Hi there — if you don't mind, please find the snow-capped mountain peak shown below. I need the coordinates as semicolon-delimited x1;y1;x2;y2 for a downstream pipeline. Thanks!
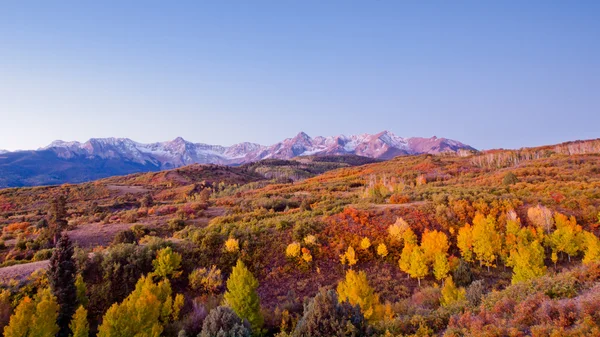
39;131;475;169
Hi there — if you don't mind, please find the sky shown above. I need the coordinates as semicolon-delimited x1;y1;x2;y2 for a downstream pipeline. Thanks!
0;1;599;151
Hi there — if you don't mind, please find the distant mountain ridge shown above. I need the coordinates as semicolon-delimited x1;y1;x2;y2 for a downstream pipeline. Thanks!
0;131;475;187
38;131;475;168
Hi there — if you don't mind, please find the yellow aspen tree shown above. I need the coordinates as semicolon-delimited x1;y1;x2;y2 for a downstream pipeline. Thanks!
5;288;60;337
527;205;554;234
457;223;474;263
549;213;582;262
224;237;240;253
360;237;371;250
285;242;301;258
4;297;35;337
388;217;410;241
336;270;381;321
420;230;449;265
31;288;60;337
472;213;500;271
433;252;450;282
508;240;546;284
402;227;418;246
505;216;521;253
408;247;428;286
70;306;89;337
340;246;358;267
582;231;600;265
440;276;466;306
398;243;414;273
75;274;89;308
377;243;388;258
98;275;183;337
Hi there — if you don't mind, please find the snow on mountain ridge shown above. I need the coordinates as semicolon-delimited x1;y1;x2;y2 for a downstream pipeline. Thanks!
40;131;475;168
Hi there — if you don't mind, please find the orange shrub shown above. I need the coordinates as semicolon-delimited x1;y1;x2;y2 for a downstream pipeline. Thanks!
389;194;410;204
3;222;30;233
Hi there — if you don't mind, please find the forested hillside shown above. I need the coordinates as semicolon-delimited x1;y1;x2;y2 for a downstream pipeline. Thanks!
0;139;599;336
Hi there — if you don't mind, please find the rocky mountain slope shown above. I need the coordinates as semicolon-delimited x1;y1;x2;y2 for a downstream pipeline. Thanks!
0;131;475;187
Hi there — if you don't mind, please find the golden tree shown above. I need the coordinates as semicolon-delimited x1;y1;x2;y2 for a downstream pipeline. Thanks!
224;237;240;253
4;297;35;337
340;246;358;266
433;252;450;282
457;224;474;263
398;243;414;273
388;217;410;242
440;276;465;307
548;213;582;262
70;306;89;337
507;240;546;284
420;229;449;265
4;288;59;337
527;205;554;234
285;242;301;258
472;213;501;270
582;231;600;265
407;247;428;286
337;270;381;321
97;275;183;337
360;237;371;250
377;243;388;258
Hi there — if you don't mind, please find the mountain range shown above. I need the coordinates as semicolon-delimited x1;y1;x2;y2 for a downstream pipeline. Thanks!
0;131;475;187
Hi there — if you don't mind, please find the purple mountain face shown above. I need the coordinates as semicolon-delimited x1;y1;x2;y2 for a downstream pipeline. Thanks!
40;131;476;168
0;131;476;187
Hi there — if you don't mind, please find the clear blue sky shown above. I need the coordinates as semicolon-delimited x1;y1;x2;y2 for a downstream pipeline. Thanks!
1;1;598;151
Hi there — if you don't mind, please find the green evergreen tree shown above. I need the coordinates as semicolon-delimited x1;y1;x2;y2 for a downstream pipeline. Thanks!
48;194;68;245
223;260;263;332
48;233;77;337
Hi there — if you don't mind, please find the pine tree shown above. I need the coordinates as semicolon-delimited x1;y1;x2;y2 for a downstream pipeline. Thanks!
336;270;380;321
69;306;89;337
48;233;77;337
224;260;263;332
48;194;68;245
